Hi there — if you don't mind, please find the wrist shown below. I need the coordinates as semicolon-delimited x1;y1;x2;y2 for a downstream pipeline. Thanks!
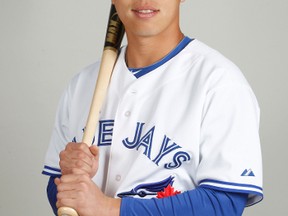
106;197;121;216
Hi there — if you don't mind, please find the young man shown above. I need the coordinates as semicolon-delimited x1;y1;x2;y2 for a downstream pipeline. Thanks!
43;0;263;215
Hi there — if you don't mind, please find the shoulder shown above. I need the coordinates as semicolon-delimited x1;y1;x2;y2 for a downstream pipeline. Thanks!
183;39;251;91
66;61;101;95
71;61;101;86
184;39;238;70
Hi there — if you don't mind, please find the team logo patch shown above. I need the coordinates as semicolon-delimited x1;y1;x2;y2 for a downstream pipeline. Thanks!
156;184;181;198
117;176;181;198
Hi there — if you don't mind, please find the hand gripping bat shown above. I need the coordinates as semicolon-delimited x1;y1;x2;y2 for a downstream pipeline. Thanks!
57;4;125;216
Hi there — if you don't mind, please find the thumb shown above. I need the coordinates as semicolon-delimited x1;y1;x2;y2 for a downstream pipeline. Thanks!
89;145;99;158
89;145;99;178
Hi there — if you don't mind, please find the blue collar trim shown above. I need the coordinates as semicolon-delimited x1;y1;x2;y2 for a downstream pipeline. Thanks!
129;36;193;79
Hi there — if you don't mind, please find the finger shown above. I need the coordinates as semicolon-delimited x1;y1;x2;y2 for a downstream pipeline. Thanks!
59;170;89;184
60;158;93;175
54;177;61;186
64;142;94;162
60;143;95;174
89;145;99;165
89;145;99;158
68;142;93;157
57;174;90;199
56;195;78;209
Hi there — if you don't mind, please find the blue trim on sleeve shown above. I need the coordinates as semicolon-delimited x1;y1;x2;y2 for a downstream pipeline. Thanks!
199;185;263;207
199;179;263;191
42;165;62;176
198;179;263;207
44;165;61;172
120;187;248;216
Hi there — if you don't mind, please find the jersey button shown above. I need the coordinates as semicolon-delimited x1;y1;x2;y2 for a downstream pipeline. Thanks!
130;89;137;94
115;175;121;181
125;111;131;117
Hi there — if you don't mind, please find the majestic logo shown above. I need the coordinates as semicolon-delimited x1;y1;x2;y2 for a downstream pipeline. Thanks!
241;169;255;177
117;176;181;198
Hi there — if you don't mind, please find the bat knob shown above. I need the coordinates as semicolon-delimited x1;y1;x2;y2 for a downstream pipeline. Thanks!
57;207;79;216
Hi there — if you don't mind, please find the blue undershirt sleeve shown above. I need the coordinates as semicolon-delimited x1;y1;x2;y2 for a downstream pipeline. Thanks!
120;187;248;216
47;177;248;215
47;176;60;216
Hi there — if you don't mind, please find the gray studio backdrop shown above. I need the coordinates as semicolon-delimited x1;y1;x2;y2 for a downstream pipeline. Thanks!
0;0;287;215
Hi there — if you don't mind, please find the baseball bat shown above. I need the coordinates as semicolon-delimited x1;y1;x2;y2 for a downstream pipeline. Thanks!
57;4;124;216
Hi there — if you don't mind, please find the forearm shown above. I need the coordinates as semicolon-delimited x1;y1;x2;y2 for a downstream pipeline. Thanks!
120;187;248;216
47;176;247;216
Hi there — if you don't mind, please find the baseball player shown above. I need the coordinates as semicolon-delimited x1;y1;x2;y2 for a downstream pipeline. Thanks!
42;0;263;215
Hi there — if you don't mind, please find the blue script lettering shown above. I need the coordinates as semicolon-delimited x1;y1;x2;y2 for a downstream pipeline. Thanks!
98;120;114;146
122;122;191;169
164;151;191;169
153;136;181;165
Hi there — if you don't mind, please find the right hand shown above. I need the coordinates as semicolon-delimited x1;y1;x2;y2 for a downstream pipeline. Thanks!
55;168;121;216
59;142;99;178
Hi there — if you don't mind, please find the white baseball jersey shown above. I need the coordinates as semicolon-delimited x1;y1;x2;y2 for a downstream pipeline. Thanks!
43;37;263;206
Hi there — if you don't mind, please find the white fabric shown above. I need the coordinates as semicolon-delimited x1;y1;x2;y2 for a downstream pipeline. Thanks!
43;39;263;206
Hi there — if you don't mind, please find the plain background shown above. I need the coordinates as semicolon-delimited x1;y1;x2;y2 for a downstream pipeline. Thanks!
0;0;287;215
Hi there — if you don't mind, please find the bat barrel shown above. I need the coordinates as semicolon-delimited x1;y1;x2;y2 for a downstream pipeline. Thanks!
82;4;124;145
104;5;125;51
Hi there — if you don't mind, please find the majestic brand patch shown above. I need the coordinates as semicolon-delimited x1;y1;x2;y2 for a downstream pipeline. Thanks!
241;169;255;177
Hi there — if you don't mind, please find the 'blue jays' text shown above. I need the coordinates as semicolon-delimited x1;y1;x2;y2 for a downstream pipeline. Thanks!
73;120;191;169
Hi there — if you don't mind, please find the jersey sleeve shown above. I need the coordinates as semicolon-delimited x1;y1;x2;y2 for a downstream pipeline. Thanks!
197;82;263;206
42;62;100;177
42;85;71;176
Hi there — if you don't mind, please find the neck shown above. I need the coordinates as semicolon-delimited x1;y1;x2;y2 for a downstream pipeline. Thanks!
125;31;184;68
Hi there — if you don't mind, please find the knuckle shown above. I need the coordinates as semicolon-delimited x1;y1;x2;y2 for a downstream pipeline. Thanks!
59;150;66;159
59;160;64;168
76;160;84;168
79;174;90;182
78;143;87;150
71;168;79;174
78;181;89;192
66;142;73;150
77;151;86;159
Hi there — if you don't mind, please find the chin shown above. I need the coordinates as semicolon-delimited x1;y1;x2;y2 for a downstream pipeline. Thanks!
133;29;162;38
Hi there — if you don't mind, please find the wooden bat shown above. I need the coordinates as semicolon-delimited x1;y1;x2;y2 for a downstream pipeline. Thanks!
57;4;124;216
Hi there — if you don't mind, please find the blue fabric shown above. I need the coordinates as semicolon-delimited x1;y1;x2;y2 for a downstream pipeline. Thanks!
120;187;248;216
47;176;59;216
129;36;193;78
47;177;248;215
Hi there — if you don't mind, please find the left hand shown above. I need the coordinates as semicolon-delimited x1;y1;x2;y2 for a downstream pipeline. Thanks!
59;142;99;178
55;169;121;216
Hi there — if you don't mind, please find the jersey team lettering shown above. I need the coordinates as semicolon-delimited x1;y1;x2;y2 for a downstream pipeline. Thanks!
73;120;191;169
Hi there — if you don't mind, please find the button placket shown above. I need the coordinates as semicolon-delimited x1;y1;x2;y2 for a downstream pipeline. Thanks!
124;111;131;117
121;87;139;118
115;175;121;182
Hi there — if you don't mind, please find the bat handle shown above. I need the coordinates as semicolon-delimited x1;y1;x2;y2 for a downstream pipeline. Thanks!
57;207;79;216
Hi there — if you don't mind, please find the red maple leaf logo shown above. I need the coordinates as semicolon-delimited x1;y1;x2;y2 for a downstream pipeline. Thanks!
156;184;181;198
